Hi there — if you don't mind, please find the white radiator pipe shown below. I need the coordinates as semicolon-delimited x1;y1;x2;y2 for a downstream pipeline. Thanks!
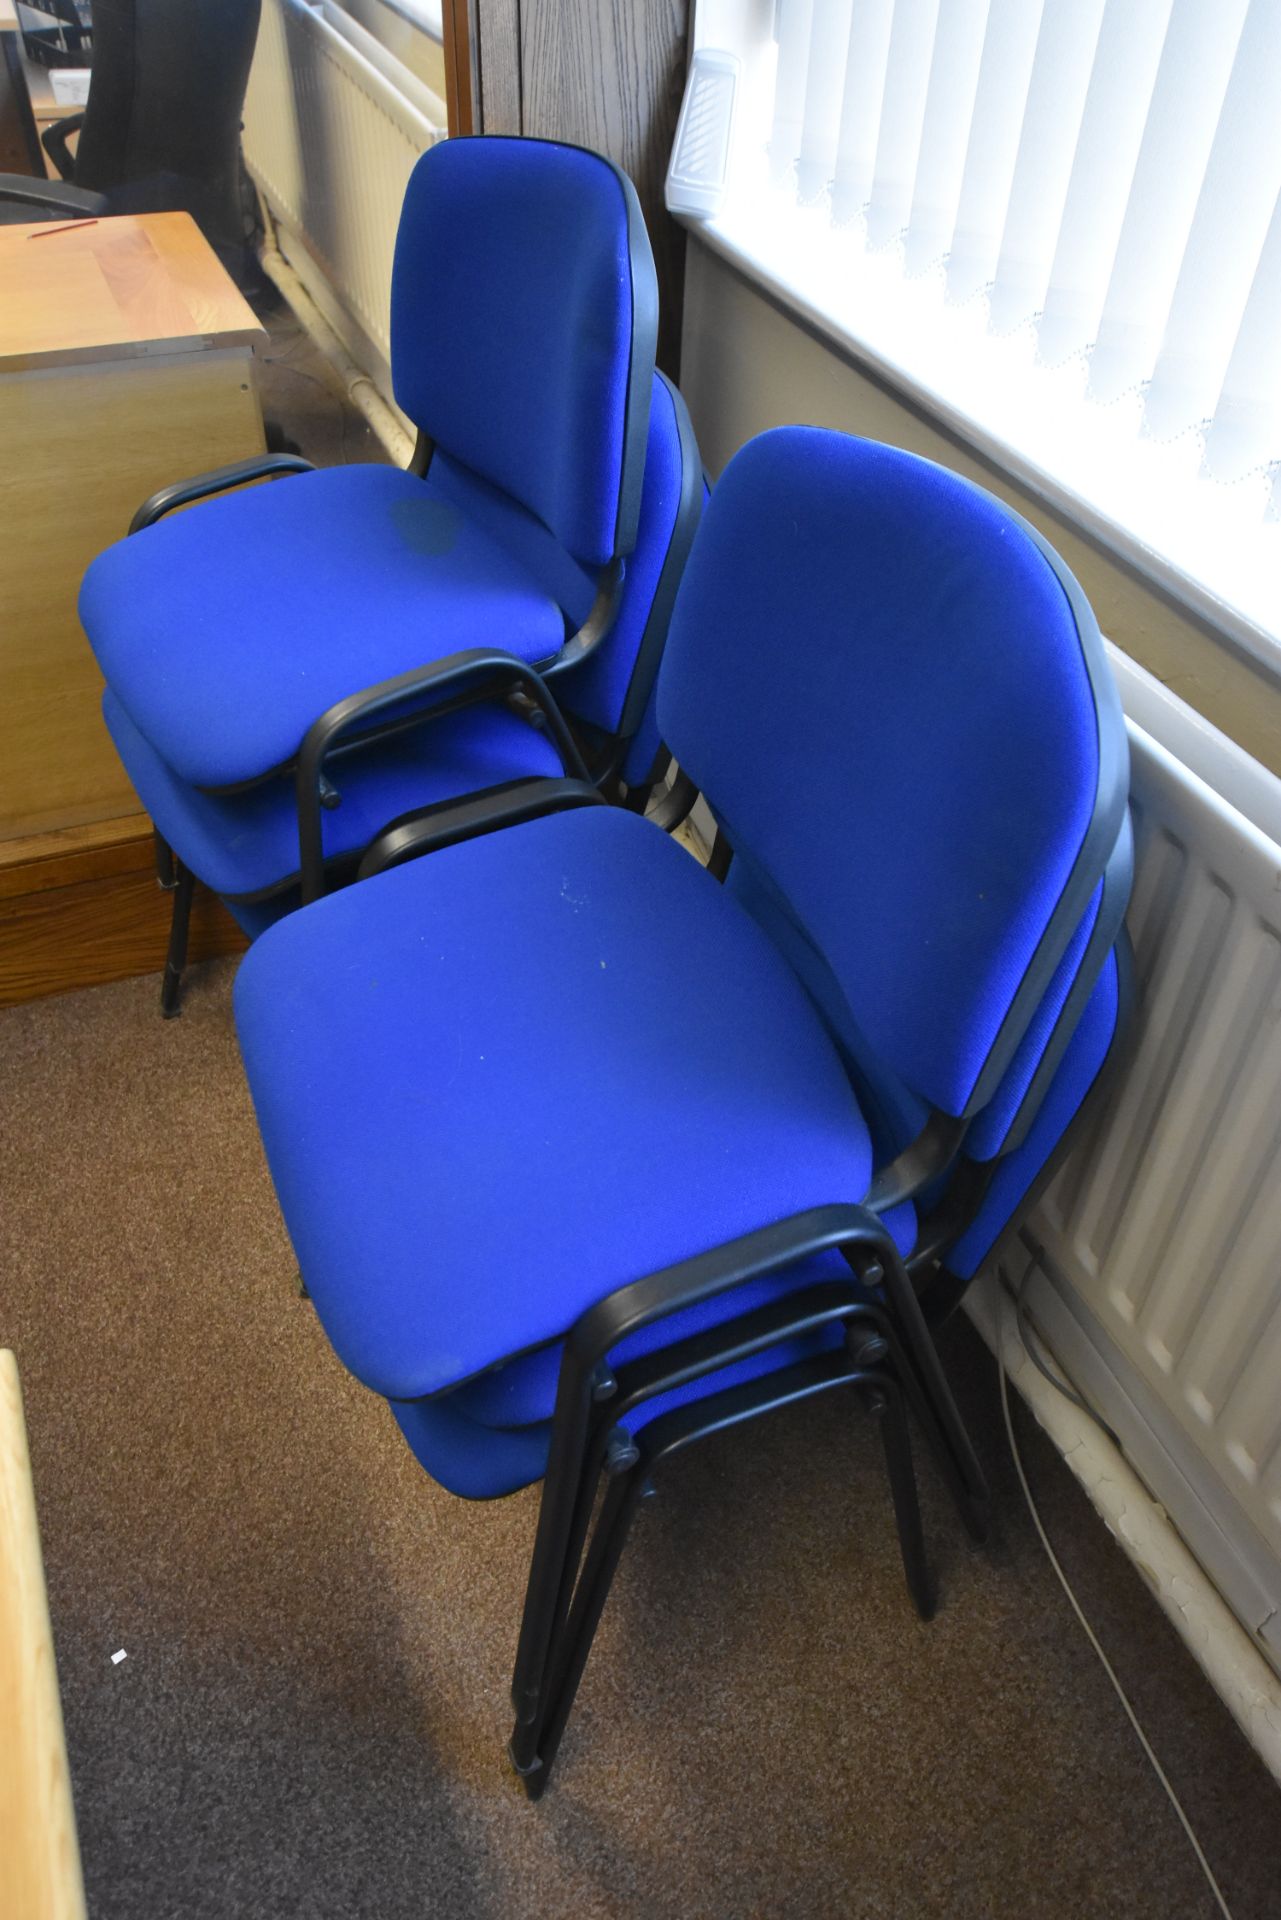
255;214;415;468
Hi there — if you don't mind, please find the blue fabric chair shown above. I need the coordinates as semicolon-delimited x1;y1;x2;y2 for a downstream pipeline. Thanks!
78;138;701;1008
234;427;1132;1794
99;368;703;1008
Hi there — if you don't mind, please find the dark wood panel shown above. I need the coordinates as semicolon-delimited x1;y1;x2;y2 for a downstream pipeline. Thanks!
0;819;246;1008
516;0;690;376
474;0;522;135
443;0;477;134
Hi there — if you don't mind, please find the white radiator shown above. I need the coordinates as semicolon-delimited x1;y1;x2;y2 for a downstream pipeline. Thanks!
1003;649;1281;1674
242;0;444;393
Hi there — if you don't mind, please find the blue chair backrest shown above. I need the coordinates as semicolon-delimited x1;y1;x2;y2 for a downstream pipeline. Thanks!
725;815;1132;1166
423;372;704;754
391;136;658;569
657;428;1129;1121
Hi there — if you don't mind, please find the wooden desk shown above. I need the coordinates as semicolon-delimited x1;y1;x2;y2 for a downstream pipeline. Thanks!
0;1350;87;1920
0;212;266;841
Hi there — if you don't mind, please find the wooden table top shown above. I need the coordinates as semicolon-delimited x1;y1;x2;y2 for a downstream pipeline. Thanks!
0;211;265;372
0;2;18;31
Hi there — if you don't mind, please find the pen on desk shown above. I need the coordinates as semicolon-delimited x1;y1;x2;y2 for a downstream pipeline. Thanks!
29;219;98;239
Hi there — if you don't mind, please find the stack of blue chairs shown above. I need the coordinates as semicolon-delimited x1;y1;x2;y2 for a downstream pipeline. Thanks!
79;137;703;1008
83;136;1133;1796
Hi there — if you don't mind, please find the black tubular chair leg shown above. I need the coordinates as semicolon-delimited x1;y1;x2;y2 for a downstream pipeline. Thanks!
543;1426;618;1675
508;1367;603;1758
513;1354;938;1795
883;1324;989;1545
864;1377;936;1621
512;1464;646;1799
870;1254;990;1537
859;1317;990;1546
154;830;178;892
160;864;195;1019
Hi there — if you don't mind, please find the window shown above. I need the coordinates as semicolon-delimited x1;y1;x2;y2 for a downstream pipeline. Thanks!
672;0;1281;663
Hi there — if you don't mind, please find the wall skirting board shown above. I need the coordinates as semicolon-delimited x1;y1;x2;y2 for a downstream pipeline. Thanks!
0;819;245;1008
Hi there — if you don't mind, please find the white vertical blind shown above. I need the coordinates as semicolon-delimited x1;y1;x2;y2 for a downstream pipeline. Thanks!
864;0;938;249
1204;198;1281;484
945;0;1044;305
830;0;895;224
901;0;988;274
797;0;854;203
987;0;1106;335
1087;0;1250;404
769;0;815;185
1036;1;1172;368
1141;1;1281;441
717;0;1281;645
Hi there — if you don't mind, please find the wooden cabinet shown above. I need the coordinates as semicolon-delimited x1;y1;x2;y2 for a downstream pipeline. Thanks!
0;211;266;842
0;212;259;1002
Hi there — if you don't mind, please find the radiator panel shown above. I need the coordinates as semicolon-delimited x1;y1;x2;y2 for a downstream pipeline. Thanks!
243;0;444;378
1013;710;1281;1655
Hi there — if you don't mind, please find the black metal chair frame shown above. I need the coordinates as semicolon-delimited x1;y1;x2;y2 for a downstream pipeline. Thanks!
496;1019;1135;1799
466;1203;988;1799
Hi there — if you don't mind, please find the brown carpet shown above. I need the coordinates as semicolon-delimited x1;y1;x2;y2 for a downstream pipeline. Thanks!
1;959;1279;1919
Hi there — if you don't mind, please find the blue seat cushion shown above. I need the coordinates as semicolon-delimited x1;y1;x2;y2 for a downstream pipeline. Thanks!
234;807;874;1403
80;464;568;789
102;687;562;900
406;947;1124;1497
390;1395;555;1501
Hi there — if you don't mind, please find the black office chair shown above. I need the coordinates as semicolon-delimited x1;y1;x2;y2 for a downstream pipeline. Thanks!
0;0;260;255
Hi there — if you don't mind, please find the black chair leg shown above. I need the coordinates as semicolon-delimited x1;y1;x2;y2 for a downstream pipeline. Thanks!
848;1314;988;1545
160;864;195;1019
509;1376;602;1769
544;1426;615;1668
877;1260;991;1541
512;1462;644;1799
154;829;178;891
876;1322;990;1546
509;1420;618;1782
865;1378;936;1621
